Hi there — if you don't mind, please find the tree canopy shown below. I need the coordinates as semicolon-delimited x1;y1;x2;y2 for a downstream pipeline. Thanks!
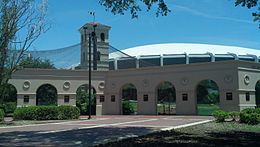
19;57;55;69
235;0;260;28
99;0;170;18
99;0;260;28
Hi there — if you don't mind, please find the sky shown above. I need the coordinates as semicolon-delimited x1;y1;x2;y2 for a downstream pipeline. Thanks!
31;0;260;51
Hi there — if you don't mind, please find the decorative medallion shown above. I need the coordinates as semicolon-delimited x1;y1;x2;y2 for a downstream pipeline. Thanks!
23;81;30;90
224;75;233;83
143;79;149;87
63;81;71;90
98;82;105;89
244;75;250;85
181;77;189;86
111;82;116;89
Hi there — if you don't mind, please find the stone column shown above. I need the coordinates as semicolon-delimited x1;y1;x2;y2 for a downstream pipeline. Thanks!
17;93;36;107
95;93;103;116
176;90;196;115
57;93;76;106
137;91;157;115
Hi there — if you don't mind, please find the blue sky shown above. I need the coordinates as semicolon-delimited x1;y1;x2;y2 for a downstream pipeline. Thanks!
32;0;260;51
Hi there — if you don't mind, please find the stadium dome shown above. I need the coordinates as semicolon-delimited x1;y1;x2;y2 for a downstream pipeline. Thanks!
110;43;260;58
109;43;260;70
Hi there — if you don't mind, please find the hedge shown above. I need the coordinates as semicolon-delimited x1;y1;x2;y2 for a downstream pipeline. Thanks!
213;108;260;125
0;109;4;121
13;105;80;120
0;102;17;114
212;110;229;122
240;108;260;125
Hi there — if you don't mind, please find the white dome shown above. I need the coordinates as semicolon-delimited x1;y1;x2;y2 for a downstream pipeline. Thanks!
109;43;260;59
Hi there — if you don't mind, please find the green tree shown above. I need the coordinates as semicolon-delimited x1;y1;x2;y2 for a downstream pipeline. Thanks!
235;0;260;28
99;0;170;18
0;0;49;102
19;57;55;69
99;0;260;28
76;85;96;115
36;84;57;106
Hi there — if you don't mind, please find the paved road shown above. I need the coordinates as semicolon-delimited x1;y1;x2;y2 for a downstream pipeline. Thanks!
0;115;212;147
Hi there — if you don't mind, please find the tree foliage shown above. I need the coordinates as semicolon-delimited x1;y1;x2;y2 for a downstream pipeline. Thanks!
235;0;260;28
76;85;96;115
19;56;55;69
0;0;49;101
99;0;170;18
36;84;57;106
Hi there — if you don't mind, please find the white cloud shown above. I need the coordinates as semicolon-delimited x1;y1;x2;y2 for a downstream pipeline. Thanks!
173;4;254;24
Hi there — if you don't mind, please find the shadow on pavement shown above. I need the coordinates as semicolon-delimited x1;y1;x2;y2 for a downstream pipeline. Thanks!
0;127;156;147
97;130;260;147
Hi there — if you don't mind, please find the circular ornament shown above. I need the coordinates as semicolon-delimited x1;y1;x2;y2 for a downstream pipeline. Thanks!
181;77;189;86
224;75;233;83
63;81;71;90
143;79;149;87
99;82;105;89
23;81;30;89
244;75;250;85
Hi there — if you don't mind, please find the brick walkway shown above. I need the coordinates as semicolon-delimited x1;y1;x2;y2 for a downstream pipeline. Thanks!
0;115;213;146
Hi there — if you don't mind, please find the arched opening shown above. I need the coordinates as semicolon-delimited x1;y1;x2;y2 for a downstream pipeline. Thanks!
100;33;105;42
0;83;17;114
156;81;176;115
255;81;260;108
76;84;96;115
36;84;57;106
121;83;137;115
196;80;220;115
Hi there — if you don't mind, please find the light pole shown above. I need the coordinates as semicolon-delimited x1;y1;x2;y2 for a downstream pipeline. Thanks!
87;32;91;119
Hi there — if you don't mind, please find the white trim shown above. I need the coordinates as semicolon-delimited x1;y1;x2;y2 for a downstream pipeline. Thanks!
239;104;256;107
161;120;213;131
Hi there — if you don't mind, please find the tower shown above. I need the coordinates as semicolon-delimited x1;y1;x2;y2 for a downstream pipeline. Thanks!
78;22;111;71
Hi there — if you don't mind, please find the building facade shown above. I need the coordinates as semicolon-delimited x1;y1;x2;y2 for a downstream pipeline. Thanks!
8;22;260;115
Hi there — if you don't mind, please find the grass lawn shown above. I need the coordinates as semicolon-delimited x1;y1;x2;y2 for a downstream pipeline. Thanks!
96;122;260;147
197;104;220;116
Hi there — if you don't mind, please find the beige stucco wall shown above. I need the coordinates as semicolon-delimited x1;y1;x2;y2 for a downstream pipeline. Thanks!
8;61;260;115
103;61;260;115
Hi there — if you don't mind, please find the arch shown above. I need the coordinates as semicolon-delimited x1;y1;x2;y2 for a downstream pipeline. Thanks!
76;84;96;115
156;81;176;115
36;84;57;106
0;83;17;103
120;83;137;115
255;80;260;108
100;33;105;42
196;79;220;115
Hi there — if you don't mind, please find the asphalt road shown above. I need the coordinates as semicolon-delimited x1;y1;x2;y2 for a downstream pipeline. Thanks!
0;115;212;147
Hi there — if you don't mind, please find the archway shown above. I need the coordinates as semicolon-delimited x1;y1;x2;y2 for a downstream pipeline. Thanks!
76;84;96;115
121;83;137;115
36;84;57;106
196;80;220;115
0;83;17;114
156;81;176;115
255;81;260;108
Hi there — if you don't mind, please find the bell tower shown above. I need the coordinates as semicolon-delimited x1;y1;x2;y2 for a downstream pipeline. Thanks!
78;22;111;71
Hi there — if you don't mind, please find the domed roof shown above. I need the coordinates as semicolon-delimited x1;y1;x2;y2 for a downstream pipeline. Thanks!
109;43;260;59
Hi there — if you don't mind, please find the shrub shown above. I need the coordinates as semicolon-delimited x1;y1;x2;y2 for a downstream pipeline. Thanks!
0;109;4;121
13;105;80;120
229;111;240;121
241;108;256;114
122;100;135;115
212;110;229;122
57;105;80;120
0;102;17;114
240;111;260;125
